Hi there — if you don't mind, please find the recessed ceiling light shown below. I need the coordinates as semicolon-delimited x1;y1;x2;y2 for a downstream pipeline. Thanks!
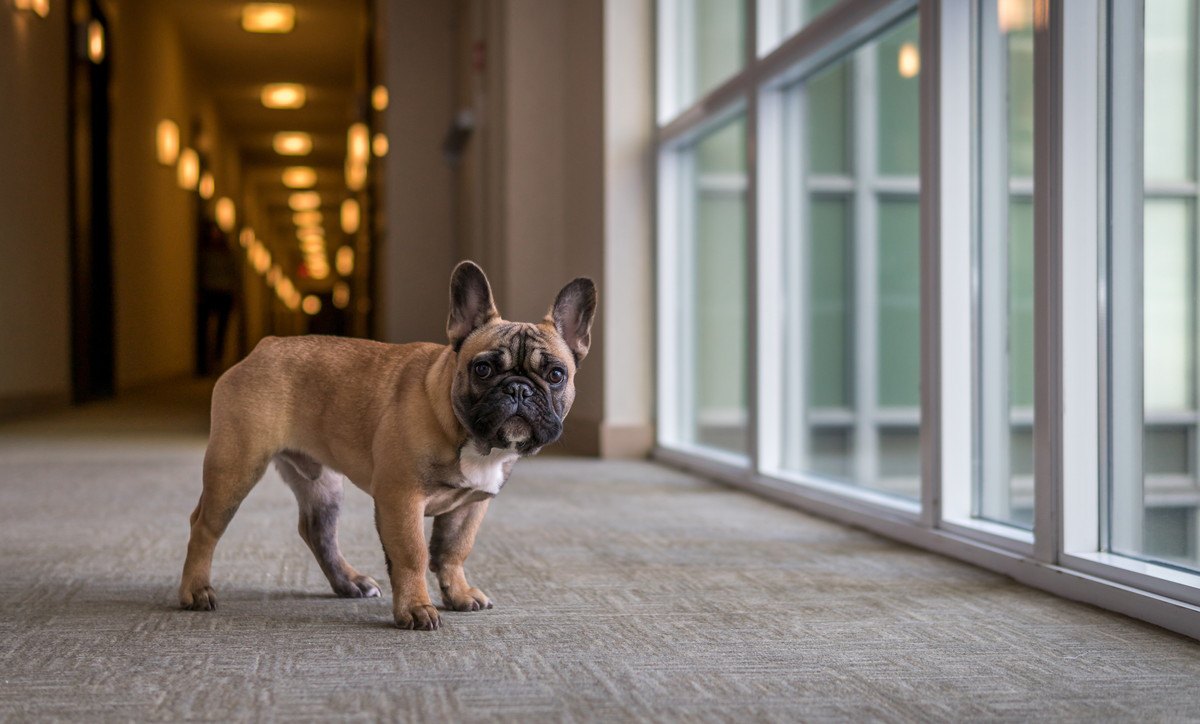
242;3;295;33
273;132;311;156
261;83;306;109
288;191;321;211
282;166;317;188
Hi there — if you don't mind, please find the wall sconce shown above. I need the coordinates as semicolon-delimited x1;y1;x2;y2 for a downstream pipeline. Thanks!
261;83;306;109
340;198;360;235
86;20;105;63
372;133;388;158
176;148;200;190
198;171;215;200
215;197;236;232
347;123;369;165
282;166;317;188
156;120;180;166
273;131;312;156
371;85;389;112
335;246;354;276
14;0;50;18
288;191;320;211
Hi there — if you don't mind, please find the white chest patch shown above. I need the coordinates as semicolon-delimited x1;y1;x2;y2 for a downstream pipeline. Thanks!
457;445;519;495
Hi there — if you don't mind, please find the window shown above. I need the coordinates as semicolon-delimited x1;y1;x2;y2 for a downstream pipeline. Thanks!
656;0;1200;640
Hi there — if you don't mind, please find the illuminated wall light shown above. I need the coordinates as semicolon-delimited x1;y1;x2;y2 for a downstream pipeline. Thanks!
215;197;236;232
335;246;354;276
156;120;180;165
87;20;105;63
282;166;317;188
302;295;322;315
198;172;215;200
261;83;306;109
371;85;389;112
372;133;388;158
239;228;254;248
273;131;312;156
176;148;200;190
340;198;360;234
332;281;350;309
345;158;366;192
897;42;920;79
242;3;295;33
347;123;370;165
288;191;321;211
997;0;1033;32
293;210;322;227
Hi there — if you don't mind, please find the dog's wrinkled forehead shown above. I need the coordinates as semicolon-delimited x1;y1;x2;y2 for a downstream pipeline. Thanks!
462;321;574;373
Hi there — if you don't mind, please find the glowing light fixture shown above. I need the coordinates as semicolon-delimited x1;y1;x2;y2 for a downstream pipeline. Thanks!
198;172;215;200
335;246;354;276
87;20;105;63
345;158;366;192
176;148;200;190
239;228;255;248
332;282;350;309
307;264;329;281
288;191;321;211
372;133;388;158
372;85;389;112
281;166;317;188
266;265;281;288
14;0;50;18
997;0;1032;32
897;42;920;79
241;3;295;33
340;198;360;234
215;197;236;232
347;123;370;165
156;120;180;165
261;83;306;109
293;210;322;227
302;295;322;315
273;131;312;156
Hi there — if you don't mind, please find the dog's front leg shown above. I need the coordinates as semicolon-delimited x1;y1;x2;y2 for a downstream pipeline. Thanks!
430;499;493;611
374;485;439;631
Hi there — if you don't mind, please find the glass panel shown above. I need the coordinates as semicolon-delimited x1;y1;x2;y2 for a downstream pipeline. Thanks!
668;0;746;113
686;116;749;455
775;13;921;500
975;1;1035;529
1143;0;1194;183
760;0;840;55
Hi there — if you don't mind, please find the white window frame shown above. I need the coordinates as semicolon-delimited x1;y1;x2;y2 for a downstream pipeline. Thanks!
655;0;1200;640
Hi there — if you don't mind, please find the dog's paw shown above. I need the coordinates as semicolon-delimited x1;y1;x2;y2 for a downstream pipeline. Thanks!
179;584;217;611
443;586;493;612
334;575;381;599
394;604;440;631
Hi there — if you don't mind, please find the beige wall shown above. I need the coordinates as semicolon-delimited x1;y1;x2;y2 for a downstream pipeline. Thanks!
110;0;197;388
0;7;71;412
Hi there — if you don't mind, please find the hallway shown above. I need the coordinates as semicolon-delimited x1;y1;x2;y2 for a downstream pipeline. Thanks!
2;394;1199;721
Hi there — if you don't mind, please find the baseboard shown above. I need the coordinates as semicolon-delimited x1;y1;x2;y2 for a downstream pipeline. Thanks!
0;391;71;422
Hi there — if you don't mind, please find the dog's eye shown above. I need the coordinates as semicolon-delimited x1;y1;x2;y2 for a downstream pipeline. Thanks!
473;362;493;379
547;367;566;385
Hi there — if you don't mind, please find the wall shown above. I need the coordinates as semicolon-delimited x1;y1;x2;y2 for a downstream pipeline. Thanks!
0;6;72;415
109;0;197;389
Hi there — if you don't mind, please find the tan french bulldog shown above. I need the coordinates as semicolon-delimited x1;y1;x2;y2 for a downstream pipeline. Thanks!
178;261;596;630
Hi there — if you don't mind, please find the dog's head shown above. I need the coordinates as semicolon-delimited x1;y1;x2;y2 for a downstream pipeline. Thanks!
446;261;596;456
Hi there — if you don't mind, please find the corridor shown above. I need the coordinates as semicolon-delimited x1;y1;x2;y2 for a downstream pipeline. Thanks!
1;391;1198;720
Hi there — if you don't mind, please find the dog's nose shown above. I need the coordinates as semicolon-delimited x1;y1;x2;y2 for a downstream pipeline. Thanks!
504;379;533;401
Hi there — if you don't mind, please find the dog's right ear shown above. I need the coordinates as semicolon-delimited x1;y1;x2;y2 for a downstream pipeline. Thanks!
447;260;499;351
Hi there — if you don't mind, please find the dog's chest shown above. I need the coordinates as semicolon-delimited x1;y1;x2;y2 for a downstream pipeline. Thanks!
457;446;519;495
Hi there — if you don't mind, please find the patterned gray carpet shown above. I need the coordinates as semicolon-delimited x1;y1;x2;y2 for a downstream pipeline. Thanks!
2;385;1200;721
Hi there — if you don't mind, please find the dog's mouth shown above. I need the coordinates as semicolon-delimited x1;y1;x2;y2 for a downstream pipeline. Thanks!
500;416;532;445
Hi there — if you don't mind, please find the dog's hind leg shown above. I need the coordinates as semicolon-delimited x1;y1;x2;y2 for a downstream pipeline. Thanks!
276;451;381;599
179;436;271;611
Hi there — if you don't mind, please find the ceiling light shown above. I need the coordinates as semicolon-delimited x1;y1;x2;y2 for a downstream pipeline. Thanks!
288;191;321;211
273;131;312;156
242;3;295;33
372;85;388;112
87;20;105;63
215;197;236;232
198;172;215;200
282;166;317;188
347;123;370;165
372;133;388;158
177;148;199;190
156;120;180;165
897;43;920;79
293;210;322;227
335;246;354;276
261;83;305;109
340;198;360;234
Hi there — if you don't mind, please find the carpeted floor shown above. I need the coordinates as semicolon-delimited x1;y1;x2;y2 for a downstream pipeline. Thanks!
2;384;1200;721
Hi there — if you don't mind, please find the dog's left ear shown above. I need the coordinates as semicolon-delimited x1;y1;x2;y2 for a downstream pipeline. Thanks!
448;261;500;350
549;278;597;364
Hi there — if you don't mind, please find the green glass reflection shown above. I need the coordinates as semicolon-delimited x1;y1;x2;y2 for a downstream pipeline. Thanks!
807;64;850;174
1143;0;1195;182
1008;200;1035;408
877;16;921;176
809;197;850;409
877;200;921;407
690;0;745;106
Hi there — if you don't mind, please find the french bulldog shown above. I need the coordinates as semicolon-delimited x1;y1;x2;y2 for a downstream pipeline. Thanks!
178;261;597;630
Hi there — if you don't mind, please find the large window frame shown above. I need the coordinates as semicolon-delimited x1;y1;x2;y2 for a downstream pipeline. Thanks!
656;0;1200;640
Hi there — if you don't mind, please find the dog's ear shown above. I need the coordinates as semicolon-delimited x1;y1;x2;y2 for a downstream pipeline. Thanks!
447;261;499;350
549;278;597;364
